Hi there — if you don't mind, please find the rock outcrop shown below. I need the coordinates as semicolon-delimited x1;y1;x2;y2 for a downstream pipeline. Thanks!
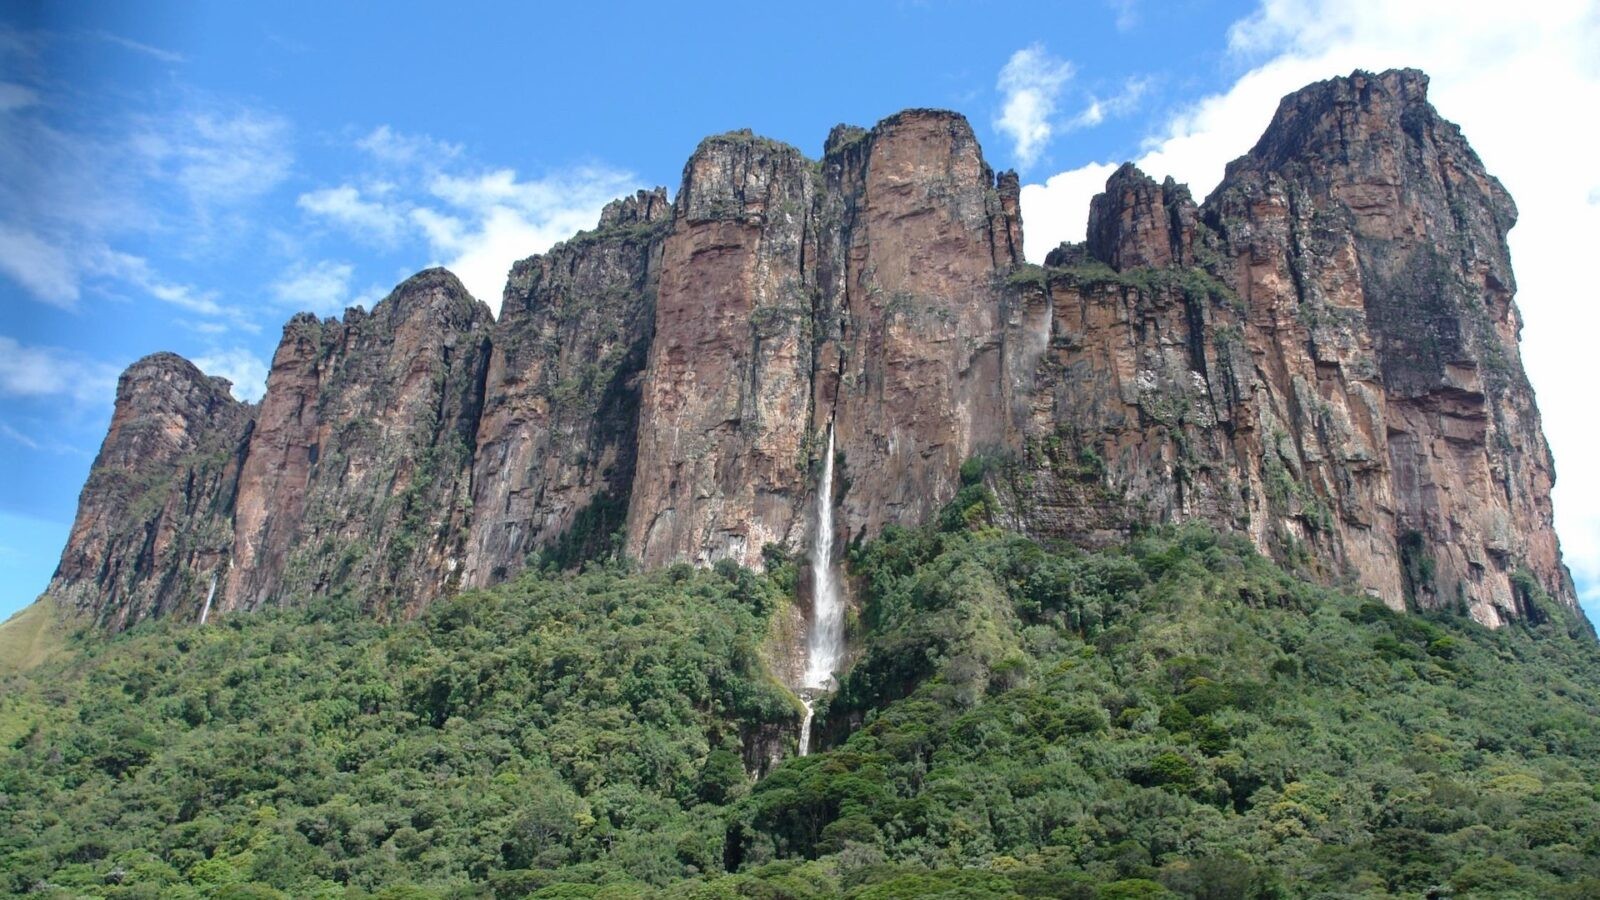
226;269;493;616
464;190;668;584
46;69;1581;632
48;353;254;629
1002;69;1573;625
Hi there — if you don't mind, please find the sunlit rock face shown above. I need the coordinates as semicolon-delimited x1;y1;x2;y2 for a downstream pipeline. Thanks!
49;69;1579;630
1006;69;1573;625
47;352;253;630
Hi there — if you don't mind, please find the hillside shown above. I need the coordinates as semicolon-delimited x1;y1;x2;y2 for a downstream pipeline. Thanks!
5;500;1597;898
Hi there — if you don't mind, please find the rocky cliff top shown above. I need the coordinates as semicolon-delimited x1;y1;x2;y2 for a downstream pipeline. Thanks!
46;68;1583;633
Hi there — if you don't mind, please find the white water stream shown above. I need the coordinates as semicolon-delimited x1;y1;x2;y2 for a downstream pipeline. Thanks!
800;426;842;755
198;573;217;625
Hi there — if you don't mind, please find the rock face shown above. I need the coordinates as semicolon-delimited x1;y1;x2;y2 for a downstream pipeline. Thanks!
46;69;1580;632
48;353;254;630
464;190;668;584
1004;69;1573;625
624;132;819;568
626;111;1025;569
226;269;493;616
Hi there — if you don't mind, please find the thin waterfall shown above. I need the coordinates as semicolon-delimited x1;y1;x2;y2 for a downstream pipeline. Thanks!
198;573;217;625
800;425;842;755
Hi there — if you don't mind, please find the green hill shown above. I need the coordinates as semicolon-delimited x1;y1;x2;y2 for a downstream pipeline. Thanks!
3;500;1598;898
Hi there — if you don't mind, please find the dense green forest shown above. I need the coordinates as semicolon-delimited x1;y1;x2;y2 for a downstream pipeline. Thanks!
4;485;1599;898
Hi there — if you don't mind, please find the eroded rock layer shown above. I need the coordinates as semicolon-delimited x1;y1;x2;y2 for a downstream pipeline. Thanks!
48;69;1579;630
226;269;493;617
1003;69;1573;625
48;354;254;629
465;190;668;584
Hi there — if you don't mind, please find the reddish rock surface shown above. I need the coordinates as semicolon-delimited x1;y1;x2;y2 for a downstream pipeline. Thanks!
464;190;668;584
1005;69;1574;625
48;353;253;629
46;69;1581;631
226;269;492;616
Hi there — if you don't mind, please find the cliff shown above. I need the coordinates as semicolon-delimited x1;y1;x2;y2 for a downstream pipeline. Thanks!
46;69;1580;630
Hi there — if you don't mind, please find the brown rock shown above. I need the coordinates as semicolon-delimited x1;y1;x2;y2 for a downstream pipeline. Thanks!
48;353;253;629
464;190;668;584
45;70;1581;632
625;131;818;568
226;268;493;616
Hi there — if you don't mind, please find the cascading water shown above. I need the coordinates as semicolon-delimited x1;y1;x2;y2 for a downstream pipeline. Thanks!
799;425;842;755
198;573;217;625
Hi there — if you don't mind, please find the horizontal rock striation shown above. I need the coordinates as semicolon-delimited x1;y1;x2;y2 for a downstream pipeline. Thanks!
47;69;1579;631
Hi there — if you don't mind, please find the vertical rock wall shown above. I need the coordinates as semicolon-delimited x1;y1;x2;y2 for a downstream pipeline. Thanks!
46;69;1581;630
47;354;253;629
226;269;493;616
464;189;668;585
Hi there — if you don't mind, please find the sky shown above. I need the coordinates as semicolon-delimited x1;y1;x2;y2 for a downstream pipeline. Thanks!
1;0;1596;624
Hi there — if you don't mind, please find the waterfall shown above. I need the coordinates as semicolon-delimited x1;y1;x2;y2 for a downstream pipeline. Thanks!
804;426;842;689
800;425;842;756
798;697;815;757
198;573;217;625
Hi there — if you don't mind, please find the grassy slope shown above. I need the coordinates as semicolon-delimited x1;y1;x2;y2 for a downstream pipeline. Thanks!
0;600;69;675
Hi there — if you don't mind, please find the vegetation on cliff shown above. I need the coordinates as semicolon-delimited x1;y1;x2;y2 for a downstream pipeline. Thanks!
3;497;1597;898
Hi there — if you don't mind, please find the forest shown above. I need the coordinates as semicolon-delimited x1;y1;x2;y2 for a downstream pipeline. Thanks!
3;481;1598;899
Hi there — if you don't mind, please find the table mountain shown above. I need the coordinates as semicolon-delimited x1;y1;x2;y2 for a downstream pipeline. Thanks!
45;69;1579;631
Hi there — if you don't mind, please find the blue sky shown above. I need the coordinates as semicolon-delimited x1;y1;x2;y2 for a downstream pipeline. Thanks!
2;0;1597;624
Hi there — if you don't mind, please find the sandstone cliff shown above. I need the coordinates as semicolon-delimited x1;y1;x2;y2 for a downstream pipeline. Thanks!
46;69;1580;631
464;189;669;584
999;69;1572;626
226;269;493;616
48;353;253;630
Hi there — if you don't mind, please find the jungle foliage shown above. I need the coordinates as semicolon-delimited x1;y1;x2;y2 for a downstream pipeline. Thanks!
3;498;1598;898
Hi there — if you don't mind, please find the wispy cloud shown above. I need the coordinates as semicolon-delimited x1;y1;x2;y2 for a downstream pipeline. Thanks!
0;48;284;328
0;222;78;307
995;44;1075;169
0;82;37;112
132;107;293;211
298;184;407;245
0;335;121;408
192;347;268;402
91;30;185;65
357;125;462;170
1066;76;1152;131
299;125;637;312
271;259;355;316
1108;0;1141;31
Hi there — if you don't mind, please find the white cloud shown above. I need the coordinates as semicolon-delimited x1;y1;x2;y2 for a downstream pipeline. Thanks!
92;30;185;64
90;250;246;324
134;108;293;209
0;71;286;319
298;184;406;245
1065;76;1152;132
357;124;462;170
271;259;355;316
1020;0;1600;614
1108;0;1140;31
1018;162;1121;255
0;335;120;407
0;82;36;112
0;222;78;307
995;44;1075;169
193;347;268;402
414;166;636;309
298;125;638;314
